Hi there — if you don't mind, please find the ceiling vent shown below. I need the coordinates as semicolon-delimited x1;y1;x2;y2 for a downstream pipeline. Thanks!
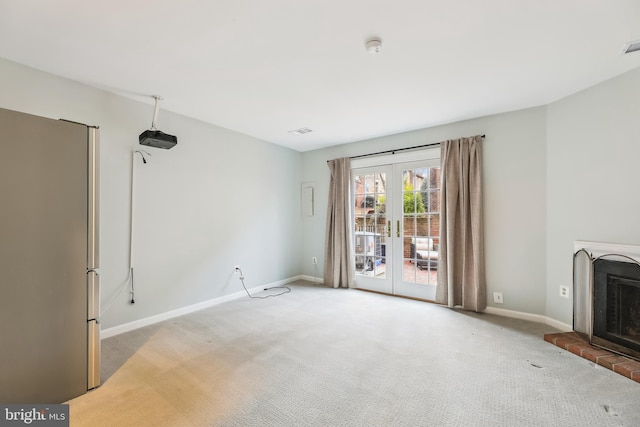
622;40;640;55
288;127;312;135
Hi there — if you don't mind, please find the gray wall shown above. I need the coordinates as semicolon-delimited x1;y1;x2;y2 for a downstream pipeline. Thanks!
301;107;548;316
546;66;640;325
0;58;303;329
302;65;640;326
3;53;638;330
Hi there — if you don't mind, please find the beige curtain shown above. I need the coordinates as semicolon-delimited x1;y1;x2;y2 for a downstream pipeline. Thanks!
324;158;354;288
436;135;486;311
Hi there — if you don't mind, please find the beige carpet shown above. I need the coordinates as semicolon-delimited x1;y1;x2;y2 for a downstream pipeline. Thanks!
68;281;640;426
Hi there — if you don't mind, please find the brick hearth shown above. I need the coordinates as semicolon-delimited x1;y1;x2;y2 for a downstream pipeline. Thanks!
544;332;640;383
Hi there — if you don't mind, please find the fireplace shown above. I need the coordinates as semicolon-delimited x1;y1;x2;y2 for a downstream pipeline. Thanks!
573;241;640;363
593;258;640;361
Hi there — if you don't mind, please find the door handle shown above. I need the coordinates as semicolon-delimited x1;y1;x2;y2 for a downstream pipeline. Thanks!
397;220;400;238
387;220;391;238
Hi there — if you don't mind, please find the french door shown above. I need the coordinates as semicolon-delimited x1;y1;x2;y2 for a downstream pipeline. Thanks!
352;159;440;300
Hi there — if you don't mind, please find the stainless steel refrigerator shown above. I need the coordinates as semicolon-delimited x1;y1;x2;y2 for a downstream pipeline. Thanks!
0;107;100;403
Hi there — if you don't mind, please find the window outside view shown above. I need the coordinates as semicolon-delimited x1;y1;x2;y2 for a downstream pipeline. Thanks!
353;167;440;285
353;173;388;278
403;167;440;285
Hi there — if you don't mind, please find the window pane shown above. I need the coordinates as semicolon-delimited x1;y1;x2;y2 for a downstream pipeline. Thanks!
404;237;414;261
374;215;387;236
416;216;429;238
403;259;416;283
426;190;439;212
402;169;411;187
364;174;375;194
374;257;386;278
416;265;430;285
415;168;428;191
354;175;364;196
375;173;386;194
403;215;416;237
430;168;441;190
428;214;440;240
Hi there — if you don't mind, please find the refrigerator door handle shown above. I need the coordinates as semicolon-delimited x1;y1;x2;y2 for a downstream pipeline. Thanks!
87;269;100;321
87;126;100;270
88;319;101;390
87;124;101;392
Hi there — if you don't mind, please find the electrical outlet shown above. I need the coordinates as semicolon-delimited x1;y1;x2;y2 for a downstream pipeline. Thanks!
312;257;318;265
493;292;504;304
560;286;570;298
234;265;241;274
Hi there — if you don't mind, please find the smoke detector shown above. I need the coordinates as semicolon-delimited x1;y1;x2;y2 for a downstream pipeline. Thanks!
366;38;382;54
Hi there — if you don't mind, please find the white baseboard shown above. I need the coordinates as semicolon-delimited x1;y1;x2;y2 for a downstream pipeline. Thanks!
103;276;572;339
483;306;572;332
101;275;305;339
299;274;324;284
297;277;573;331
298;278;572;331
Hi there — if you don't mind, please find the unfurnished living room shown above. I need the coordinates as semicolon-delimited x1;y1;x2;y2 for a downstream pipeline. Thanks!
1;1;640;426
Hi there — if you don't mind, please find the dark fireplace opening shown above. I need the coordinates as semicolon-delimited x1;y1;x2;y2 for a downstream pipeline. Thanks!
593;259;640;361
606;278;640;344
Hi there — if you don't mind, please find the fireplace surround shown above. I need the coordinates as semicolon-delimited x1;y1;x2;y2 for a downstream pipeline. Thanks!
573;241;640;362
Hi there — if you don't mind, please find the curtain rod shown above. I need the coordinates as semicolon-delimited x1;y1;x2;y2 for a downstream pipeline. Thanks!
327;134;485;162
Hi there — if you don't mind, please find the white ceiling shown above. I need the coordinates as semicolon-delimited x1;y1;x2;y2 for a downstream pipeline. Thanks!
1;1;640;152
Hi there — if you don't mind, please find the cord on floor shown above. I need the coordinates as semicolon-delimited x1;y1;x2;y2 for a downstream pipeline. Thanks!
237;268;291;299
